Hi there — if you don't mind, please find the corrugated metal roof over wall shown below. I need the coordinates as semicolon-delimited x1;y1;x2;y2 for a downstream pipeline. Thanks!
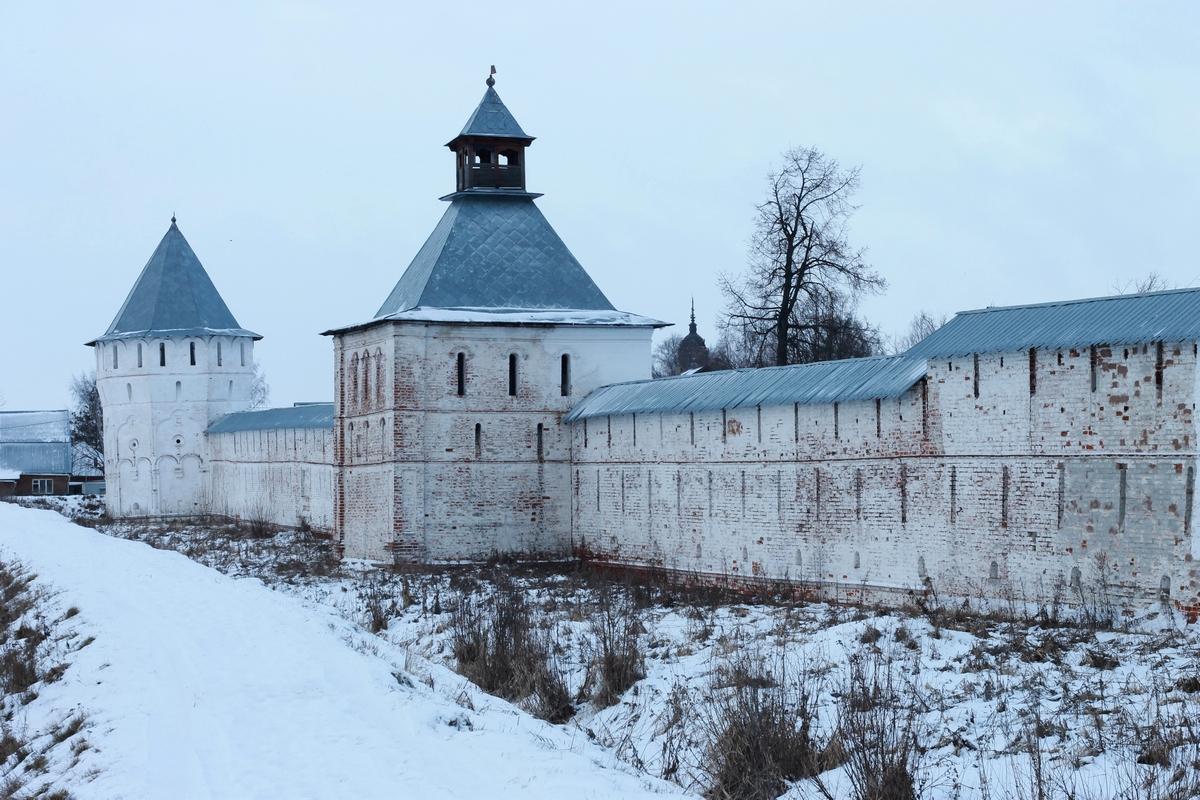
564;355;928;423
207;403;333;434
906;287;1200;358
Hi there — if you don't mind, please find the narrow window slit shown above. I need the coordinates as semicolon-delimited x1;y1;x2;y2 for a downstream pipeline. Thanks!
1118;463;1128;531
949;466;957;524
1057;462;1065;529
1001;465;1010;528
1155;341;1164;402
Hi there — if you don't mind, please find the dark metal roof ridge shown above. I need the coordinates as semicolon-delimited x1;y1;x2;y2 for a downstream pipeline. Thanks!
436;190;543;201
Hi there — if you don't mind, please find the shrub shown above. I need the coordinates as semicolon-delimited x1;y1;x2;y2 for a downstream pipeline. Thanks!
702;650;833;800
830;651;926;800
586;586;644;708
450;581;573;723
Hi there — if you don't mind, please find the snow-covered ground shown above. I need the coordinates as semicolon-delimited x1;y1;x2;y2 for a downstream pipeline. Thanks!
8;496;1200;799
0;501;680;799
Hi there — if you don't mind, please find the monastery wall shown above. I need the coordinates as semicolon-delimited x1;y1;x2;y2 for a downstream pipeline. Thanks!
571;341;1200;609
208;425;334;532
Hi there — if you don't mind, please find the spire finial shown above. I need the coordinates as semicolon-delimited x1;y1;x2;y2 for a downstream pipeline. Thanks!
486;65;496;88
171;212;177;224
690;297;696;324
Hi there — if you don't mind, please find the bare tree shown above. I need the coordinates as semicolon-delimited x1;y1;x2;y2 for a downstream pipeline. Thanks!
1114;272;1172;295
250;362;270;410
891;310;948;354
69;372;103;474
718;288;880;368
722;147;885;366
652;334;685;378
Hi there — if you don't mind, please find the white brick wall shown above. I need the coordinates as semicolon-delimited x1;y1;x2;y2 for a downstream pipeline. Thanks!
208;425;334;531
333;321;654;562
570;341;1200;610
96;335;257;518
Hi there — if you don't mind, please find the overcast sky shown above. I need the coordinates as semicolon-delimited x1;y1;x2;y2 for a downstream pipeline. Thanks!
2;2;1197;410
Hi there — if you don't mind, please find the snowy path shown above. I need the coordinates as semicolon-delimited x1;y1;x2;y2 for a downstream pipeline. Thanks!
0;504;679;799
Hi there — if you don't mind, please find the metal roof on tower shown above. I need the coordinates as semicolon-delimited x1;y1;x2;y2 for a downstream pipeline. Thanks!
88;219;260;345
450;80;533;143
325;71;665;333
374;195;621;316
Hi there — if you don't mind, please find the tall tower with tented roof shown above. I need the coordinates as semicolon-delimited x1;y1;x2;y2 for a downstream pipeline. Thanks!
88;218;260;518
324;71;666;561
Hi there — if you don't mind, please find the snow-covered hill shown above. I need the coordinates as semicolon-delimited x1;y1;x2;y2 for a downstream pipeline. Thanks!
0;503;681;799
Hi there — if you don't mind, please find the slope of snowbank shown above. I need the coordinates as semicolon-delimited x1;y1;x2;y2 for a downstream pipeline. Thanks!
0;503;680;799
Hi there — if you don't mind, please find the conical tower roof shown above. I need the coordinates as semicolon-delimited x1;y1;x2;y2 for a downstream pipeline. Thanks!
324;75;665;334
373;194;616;317
448;73;533;144
88;219;259;345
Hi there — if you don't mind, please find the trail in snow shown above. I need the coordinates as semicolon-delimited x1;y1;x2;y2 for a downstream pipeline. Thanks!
0;503;680;800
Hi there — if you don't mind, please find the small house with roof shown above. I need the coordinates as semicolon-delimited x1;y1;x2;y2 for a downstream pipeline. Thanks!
0;410;74;496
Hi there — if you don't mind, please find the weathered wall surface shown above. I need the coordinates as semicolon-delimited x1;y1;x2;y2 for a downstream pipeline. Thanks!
571;341;1200;609
334;321;653;562
208;426;334;531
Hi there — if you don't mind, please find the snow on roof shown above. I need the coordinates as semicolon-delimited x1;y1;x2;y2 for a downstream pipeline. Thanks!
327;306;666;333
0;464;19;482
0;410;70;444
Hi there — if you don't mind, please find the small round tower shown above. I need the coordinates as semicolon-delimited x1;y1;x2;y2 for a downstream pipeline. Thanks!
88;217;260;517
